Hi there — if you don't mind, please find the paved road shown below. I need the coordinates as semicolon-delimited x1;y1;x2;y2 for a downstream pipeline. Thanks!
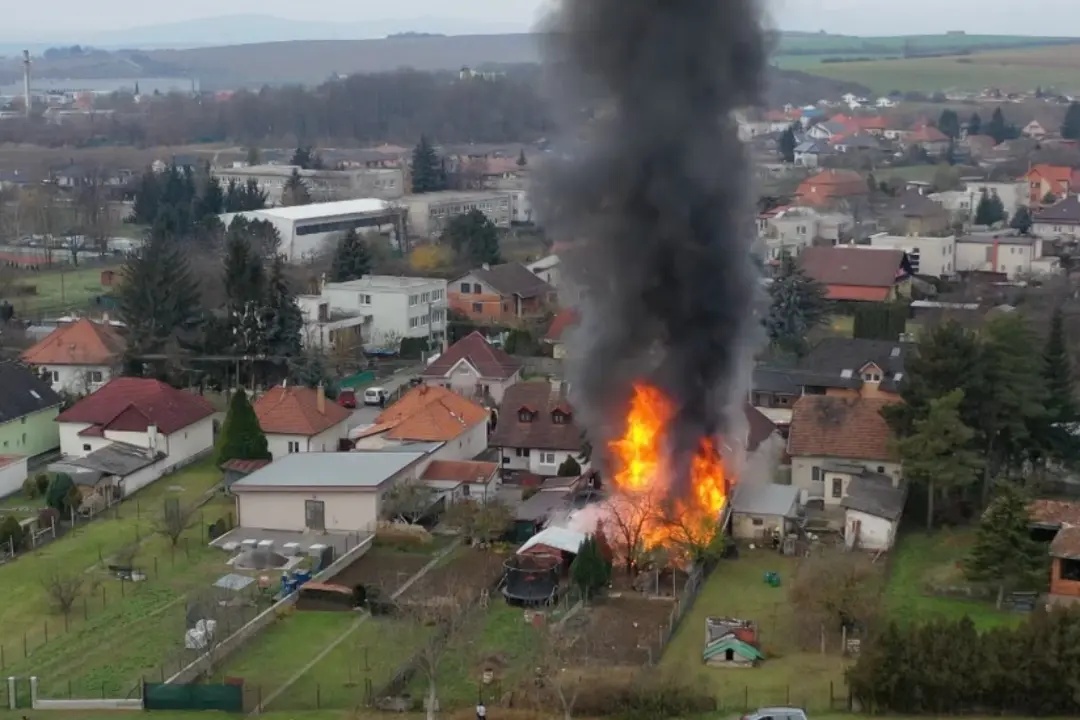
345;365;423;430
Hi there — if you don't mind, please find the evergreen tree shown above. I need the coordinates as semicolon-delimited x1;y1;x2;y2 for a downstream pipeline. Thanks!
986;107;1008;143
895;389;982;529
570;536;610;600
1039;308;1078;464
779;125;797;163
117;234;202;355
216;388;271;464
245;146;261;166
411;135;444;193
45;473;76;515
1010;205;1033;234
556;455;582;477
516;149;527;167
329;229;372;282
263;254;304;358
968;111;982;136
288;349;332;389
1043;190;1058;205
966;481;1045;608
974;189;1006;226
240;179;268;211
198;175;225;217
764;252;830;357
1062;102;1080;141
282;168;312;206
222;227;265;309
444;209;502;266
130;169;160;225
937;109;960;138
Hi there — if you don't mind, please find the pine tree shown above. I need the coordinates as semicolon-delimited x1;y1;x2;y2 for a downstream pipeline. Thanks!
937;109;960;138
966;481;1045;608
282;168;312;206
1038;308;1078;464
987;107;1008;143
329;229;372;282
764;252;830;357
570;536;610;600
974;189;1005;226
968;111;982;136
895;389;982;529
222;226;265;309
263;254;304;358
1010;205;1033;234
240;179;268;211
216;388;271;464
1062;102;1080;141
130;169;161;225
288;349;332;389
556;455;582;477
411;135;443;194
198;175;225;218
779;125;797;163
1043;190;1059;206
444;209;502;266
516;149;527;167
117;234;202;355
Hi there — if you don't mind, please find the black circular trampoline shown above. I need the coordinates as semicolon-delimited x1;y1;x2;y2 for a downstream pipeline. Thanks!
502;553;561;606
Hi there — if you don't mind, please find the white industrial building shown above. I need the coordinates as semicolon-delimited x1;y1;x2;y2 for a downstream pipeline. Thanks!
320;275;448;348
220;199;406;263
404;190;513;236
211;164;405;203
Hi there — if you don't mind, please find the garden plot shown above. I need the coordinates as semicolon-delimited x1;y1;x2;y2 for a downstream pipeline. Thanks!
329;547;434;596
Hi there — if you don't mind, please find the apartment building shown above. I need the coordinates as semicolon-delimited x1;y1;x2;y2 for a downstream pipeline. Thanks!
868;233;956;278
320;275;448;348
404;190;513;236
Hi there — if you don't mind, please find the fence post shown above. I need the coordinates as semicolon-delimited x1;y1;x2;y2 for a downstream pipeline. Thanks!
744;684;748;711
316;683;321;709
155;556;158;577
101;681;105;699
43;621;47;644
22;633;26;659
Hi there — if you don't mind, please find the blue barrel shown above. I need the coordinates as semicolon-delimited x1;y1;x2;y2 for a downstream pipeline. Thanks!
294;570;312;586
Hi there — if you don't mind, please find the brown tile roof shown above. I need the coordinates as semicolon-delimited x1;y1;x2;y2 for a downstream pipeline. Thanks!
356;385;488;442
468;262;554;298
22;318;125;366
1028;499;1080;527
1051;526;1080;559
545;308;579;342
56;378;214;435
253;386;351;436
421;331;522;380
421;459;498;485
787;395;898;461
799;246;908;290
490;381;581;451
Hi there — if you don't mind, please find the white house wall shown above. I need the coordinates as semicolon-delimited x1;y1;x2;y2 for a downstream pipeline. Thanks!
790;455;902;503
59;417;213;470
497;446;577;476
266;419;349;459
0;456;28;497
39;364;114;395
845;509;896;550
424;364;521;404
236;490;380;533
426;421;488;462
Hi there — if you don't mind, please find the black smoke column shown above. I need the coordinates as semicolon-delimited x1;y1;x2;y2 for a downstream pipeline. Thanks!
538;0;768;499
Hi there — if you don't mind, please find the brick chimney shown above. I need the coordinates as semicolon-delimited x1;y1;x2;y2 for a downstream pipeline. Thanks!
317;384;326;414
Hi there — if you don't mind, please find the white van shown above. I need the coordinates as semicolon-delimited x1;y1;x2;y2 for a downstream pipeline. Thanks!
363;387;391;406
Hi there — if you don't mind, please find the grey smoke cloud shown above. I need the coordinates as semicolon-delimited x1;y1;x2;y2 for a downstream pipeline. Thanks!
537;0;768;499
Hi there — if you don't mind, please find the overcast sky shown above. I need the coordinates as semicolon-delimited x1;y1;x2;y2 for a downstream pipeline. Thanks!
10;0;1080;38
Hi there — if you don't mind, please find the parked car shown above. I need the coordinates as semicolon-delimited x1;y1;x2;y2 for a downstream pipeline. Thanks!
742;707;809;720
337;389;357;409
363;387;391;407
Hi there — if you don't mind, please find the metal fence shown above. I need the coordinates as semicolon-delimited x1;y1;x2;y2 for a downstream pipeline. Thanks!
143;682;243;712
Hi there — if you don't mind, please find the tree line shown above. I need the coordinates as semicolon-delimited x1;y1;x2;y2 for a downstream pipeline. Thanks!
847;605;1080;715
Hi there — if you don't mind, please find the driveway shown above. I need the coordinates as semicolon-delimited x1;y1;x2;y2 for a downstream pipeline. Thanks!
344;364;423;430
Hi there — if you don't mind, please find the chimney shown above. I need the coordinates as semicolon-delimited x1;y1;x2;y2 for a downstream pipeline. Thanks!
317;384;326;414
147;424;158;459
22;50;30;119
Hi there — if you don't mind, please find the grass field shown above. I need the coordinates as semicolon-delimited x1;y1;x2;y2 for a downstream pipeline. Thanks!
662;548;848;712
9;264;120;316
885;529;1024;629
0;460;234;696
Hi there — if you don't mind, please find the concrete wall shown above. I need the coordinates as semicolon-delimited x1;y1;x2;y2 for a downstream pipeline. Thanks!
845;508;896;550
237;490;380;533
165;534;374;684
0;456;27;497
29;677;142;711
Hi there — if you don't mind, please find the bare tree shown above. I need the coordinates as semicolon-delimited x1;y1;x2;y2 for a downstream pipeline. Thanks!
398;577;472;720
381;480;436;524
151;500;199;548
40;564;85;618
788;549;883;651
443;499;513;546
534;621;592;720
604;490;663;576
73;166;111;257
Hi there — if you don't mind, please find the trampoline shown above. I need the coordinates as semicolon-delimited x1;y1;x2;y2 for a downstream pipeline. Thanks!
502;553;561;607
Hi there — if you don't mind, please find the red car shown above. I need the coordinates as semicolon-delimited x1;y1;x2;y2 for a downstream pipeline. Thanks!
337;389;357;409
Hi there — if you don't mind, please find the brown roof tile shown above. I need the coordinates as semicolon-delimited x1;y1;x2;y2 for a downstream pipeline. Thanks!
490;381;581;451
467;262;555;298
56;377;214;435
22;318;125;366
1051;525;1080;559
421;459;498;485
253;386;351;436
799;246;908;289
1028;499;1080;527
545;308;579;342
357;385;488;443
421;331;522;380
787;395;898;461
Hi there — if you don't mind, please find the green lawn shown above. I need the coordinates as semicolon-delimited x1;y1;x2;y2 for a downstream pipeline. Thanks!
661;548;849;712
0;460;231;695
11;264;121;315
885;529;1024;629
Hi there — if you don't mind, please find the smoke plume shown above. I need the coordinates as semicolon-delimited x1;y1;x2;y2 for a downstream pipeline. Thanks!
537;0;768;499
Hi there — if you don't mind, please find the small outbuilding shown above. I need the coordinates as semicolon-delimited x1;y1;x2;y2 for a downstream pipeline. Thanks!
842;474;907;551
729;482;800;542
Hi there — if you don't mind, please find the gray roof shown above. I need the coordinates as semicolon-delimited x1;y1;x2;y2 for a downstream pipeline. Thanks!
817;121;848;135
66;441;162;477
0;362;63;423
731;482;799;518
842;475;907;521
794;141;828;153
231;450;427;490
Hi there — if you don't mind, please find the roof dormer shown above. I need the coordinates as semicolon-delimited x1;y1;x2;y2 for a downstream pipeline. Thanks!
552;407;572;425
518;406;537;423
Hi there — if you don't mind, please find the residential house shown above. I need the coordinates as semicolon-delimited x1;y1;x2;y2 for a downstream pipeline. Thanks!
490;381;582;477
962;134;999;158
319;275;448;348
253;385;351;459
420;331;523;404
884;189;951;237
869;233;955;277
1022;120;1048;139
0;363;63;477
450;262;556;324
353;384;489;460
876;97;897;108
806;121;848;141
527;255;562;290
1033;195;1080;240
955;232;1058;279
758;206;854;259
907;125;951;156
295;294;369;350
842;473;908;551
420;459;500;503
52;378;214;497
1027;500;1080;603
830;133;882;154
230;450;431;534
793;140;831;167
544;309;578;360
967;180;1029;220
794;169;868;208
798;246;913;302
729;481;800;542
1023;164;1080;205
21;318;125;395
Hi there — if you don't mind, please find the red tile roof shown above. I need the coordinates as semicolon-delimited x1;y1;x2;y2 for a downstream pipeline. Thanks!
56;378;214;435
1025;164;1080;196
787;396;898;461
1051;526;1080;559
356;385;488;442
220;458;272;473
422;331;522;380
545;309;579;342
22;318;125;366
799;246;908;298
1028;499;1080;527
253;386;351;436
421;460;498;485
909;125;949;143
490;381;581;451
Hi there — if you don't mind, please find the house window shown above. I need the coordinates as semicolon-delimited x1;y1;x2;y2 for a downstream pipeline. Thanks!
462;484;471;497
811;466;822;482
877;466;885;473
287;441;301;453
20;417;25;424
862;372;881;383
752;518;764;526
472;303;483;313
552;410;569;424
51;371;59;383
518;410;534;422
473;283;481;293
541;452;556;465
88;371;103;383
459;282;470;293
831;477;843;498
83;443;91;451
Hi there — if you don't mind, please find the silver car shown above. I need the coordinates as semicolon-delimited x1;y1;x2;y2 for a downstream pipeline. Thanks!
741;707;809;720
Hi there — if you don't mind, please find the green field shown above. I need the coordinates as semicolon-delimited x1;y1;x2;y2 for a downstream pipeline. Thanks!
774;32;1077;57
10;264;120;316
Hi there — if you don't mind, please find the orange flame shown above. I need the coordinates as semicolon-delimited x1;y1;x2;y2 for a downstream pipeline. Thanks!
608;383;730;550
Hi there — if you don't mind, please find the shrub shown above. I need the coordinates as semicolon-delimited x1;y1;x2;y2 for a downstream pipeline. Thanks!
22;476;38;499
0;514;25;552
35;473;49;495
568;674;716;718
37;507;59;530
557;455;582;477
375;523;434;551
45;473;76;514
